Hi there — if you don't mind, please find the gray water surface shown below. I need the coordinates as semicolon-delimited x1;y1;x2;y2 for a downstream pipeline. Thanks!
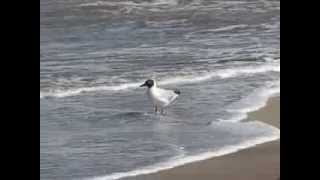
40;0;280;179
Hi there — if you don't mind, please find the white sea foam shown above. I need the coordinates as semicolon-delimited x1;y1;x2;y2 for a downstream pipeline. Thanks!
87;122;279;180
209;24;249;32
51;63;280;180
85;78;281;180
79;0;179;8
159;63;279;85
185;24;249;39
40;92;44;99
40;63;279;99
151;0;179;6
221;79;280;122
40;83;141;98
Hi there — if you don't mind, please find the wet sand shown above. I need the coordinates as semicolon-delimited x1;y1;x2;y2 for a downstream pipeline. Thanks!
129;96;280;180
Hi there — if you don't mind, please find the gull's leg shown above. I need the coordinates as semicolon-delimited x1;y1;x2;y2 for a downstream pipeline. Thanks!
155;106;158;114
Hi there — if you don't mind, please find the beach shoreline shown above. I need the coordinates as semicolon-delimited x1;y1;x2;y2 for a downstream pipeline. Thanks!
126;96;280;180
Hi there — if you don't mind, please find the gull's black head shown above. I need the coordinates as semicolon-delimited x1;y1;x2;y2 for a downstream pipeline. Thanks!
140;79;154;88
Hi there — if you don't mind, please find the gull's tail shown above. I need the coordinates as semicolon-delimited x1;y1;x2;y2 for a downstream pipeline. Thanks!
174;89;181;95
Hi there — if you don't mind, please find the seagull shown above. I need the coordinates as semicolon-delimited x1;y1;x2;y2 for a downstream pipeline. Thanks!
140;79;180;114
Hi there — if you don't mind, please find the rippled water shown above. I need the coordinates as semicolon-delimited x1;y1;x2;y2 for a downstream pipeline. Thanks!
40;0;280;180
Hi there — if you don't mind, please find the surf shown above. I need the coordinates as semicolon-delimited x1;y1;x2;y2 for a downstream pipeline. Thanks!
87;123;279;180
40;62;279;99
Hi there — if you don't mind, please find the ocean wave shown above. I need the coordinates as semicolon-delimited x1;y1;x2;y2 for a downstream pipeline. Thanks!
83;77;281;180
184;24;249;39
40;63;279;99
40;83;141;98
220;79;280;122
87;123;279;180
79;0;179;8
159;63;279;85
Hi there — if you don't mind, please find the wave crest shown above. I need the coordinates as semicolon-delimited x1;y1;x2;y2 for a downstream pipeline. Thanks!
40;63;279;99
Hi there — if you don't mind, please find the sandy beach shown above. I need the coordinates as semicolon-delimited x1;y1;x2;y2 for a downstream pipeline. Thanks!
128;96;280;180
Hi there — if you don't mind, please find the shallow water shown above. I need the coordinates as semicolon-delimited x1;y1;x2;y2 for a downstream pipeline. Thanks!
40;0;280;179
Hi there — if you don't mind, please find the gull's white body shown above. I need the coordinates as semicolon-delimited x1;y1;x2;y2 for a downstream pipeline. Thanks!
147;83;179;112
